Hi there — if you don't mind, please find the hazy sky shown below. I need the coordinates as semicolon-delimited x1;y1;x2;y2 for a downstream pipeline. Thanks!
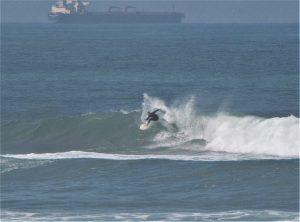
1;0;299;23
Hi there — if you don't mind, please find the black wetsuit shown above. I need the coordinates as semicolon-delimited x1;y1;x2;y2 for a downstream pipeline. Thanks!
145;109;160;125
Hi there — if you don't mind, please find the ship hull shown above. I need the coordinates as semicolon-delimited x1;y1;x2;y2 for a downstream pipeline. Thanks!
49;12;184;24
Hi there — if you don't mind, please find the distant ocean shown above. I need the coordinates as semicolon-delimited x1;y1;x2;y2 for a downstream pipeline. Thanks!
1;23;299;221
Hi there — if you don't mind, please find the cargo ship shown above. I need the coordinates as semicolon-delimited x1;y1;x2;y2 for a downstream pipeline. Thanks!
48;0;185;24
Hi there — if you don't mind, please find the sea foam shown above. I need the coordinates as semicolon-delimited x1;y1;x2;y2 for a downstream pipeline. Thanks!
1;210;299;221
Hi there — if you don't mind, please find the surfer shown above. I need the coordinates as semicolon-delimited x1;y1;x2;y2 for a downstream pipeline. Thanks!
145;109;161;126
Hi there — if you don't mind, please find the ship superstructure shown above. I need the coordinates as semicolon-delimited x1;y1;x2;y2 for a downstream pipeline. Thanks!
48;0;185;24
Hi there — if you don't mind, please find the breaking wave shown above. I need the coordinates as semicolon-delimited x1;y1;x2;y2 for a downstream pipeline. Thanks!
141;94;299;157
2;94;299;159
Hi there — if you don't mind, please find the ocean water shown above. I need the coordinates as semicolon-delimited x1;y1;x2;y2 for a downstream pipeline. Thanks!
1;23;299;221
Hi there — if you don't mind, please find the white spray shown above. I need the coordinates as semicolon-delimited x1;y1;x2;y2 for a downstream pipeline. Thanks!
141;94;299;157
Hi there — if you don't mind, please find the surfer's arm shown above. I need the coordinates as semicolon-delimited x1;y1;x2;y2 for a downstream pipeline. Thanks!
152;109;160;114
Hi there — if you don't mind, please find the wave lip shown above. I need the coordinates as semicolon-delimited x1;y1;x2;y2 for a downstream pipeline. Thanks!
1;151;297;162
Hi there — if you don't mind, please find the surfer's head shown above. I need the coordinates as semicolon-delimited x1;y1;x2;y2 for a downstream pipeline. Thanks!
147;111;151;115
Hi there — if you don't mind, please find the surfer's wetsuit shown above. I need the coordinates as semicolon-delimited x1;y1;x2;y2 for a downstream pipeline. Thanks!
145;109;160;125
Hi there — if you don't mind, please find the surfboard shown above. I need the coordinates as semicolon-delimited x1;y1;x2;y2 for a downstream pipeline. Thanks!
140;122;150;130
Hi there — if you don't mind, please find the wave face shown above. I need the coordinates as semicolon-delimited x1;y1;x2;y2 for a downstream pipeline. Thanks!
2;110;156;154
2;94;299;159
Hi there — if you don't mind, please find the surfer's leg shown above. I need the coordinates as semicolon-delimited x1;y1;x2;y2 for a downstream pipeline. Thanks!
147;117;153;125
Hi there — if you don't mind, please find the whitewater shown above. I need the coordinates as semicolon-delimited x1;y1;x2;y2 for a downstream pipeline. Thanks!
141;94;299;157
